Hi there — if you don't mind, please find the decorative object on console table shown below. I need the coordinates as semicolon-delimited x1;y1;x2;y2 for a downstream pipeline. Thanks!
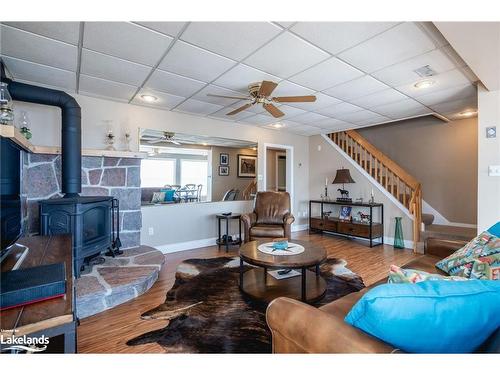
309;200;384;247
394;217;405;249
332;168;355;203
339;206;352;221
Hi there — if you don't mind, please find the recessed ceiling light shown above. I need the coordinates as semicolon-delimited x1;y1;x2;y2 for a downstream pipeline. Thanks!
459;110;477;117
272;123;284;128
140;94;158;102
414;79;435;89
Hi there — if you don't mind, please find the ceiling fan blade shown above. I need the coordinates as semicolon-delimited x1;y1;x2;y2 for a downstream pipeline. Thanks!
227;103;253;116
272;95;317;103
258;81;278;97
263;103;285;118
206;94;251;100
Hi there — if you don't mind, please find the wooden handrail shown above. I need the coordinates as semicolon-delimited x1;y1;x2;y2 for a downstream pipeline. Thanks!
346;130;420;190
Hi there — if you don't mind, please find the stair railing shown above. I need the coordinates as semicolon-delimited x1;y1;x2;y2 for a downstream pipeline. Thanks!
329;130;422;251
242;179;257;200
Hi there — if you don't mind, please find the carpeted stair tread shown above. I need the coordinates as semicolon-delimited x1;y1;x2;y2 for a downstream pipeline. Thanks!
421;224;476;242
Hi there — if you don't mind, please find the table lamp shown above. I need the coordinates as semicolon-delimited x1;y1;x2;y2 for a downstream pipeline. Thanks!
332;168;355;202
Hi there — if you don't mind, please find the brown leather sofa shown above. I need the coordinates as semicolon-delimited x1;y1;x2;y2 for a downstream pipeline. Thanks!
241;191;295;243
266;238;500;353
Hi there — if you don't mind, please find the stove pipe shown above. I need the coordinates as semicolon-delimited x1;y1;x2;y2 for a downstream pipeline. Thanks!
1;61;82;197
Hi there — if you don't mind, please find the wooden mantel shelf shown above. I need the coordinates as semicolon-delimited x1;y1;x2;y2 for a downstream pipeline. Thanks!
0;125;148;159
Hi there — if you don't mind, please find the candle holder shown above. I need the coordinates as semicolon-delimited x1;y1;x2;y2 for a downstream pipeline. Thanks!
105;130;116;151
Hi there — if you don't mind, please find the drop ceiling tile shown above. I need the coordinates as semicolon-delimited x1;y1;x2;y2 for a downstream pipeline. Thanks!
371;49;457;87
274;22;295;29
181;22;282;60
1;56;76;91
3;22;80;45
173;98;224;115
145;69;206;97
213;64;281;92
417;84;477;107
240;113;275;126
133;22;186;37
131;88;186;110
288;57;363;91
244;32;330;78
232;100;265;114
275;105;308;119
429;97;477;116
271;80;315;97
280;120;304;128
287;92;342;111
334;110;389;125
79;75;137;101
323;75;389;100
349;88;408;109
397;68;471;98
338;23;436;73
371;98;430;119
315;102;364;117
1;25;77;71
290;22;398;55
159;40;236;83
210;106;254;121
81;49;151;86
83;22;172;66
288;111;329;124
192;85;248;106
315;118;352;130
287;124;322;135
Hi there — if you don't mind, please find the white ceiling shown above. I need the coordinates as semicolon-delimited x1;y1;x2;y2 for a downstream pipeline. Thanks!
0;21;478;136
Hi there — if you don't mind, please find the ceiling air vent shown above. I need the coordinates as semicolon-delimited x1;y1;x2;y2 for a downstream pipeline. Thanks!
414;65;437;77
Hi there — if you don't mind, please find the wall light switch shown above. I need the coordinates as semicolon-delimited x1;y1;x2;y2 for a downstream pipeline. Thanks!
317;145;322;151
257;174;263;181
486;126;496;138
148;227;154;236
488;165;500;176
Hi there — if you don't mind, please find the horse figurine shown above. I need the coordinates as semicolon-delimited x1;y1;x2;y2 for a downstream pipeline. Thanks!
337;188;350;199
358;211;371;223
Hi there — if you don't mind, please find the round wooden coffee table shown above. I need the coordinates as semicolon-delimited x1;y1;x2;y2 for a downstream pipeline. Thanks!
239;240;327;303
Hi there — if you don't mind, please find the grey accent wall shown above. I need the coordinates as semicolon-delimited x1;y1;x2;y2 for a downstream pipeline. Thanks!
356;117;478;224
211;146;257;201
21;153;142;248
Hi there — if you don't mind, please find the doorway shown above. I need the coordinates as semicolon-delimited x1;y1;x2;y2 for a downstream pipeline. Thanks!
263;144;294;212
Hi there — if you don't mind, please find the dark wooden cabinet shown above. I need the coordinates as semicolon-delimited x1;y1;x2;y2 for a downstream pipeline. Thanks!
309;200;384;247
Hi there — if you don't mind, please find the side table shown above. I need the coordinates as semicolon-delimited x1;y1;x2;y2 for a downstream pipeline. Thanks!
216;213;242;252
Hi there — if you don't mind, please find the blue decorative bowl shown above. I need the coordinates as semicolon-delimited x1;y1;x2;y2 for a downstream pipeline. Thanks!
272;241;289;250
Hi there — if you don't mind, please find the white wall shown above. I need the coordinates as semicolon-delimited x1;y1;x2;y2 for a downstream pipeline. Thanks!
477;85;500;232
13;93;310;249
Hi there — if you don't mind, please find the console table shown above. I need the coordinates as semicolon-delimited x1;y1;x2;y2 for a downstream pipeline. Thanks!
309;200;384;247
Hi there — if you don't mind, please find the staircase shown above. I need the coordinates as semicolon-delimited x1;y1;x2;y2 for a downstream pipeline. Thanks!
328;130;423;252
242;180;257;200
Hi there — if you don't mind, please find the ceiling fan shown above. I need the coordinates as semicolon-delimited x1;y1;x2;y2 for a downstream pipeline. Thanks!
207;81;316;118
146;131;181;145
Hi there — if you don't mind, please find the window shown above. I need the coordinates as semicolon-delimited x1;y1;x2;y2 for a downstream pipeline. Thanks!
180;159;208;196
140;159;176;187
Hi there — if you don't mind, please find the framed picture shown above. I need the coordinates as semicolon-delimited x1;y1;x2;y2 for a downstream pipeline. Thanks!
339;206;352;221
219;166;229;176
237;154;257;178
219;153;229;165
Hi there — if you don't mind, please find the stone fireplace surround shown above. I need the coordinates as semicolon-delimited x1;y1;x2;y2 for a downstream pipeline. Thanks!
21;152;142;249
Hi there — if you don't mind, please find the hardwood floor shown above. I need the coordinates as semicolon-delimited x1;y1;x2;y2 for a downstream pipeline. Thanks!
77;231;421;353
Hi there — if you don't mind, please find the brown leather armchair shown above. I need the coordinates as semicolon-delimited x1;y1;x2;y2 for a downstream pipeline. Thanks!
241;191;295;243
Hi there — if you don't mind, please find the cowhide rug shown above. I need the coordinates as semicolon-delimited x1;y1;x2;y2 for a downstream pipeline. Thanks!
126;256;364;353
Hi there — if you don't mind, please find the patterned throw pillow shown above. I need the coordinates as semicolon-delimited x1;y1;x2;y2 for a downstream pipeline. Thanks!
388;265;468;283
435;231;500;280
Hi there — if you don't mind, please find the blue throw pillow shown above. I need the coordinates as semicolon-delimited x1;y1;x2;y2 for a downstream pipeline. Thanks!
160;189;175;202
344;280;500;353
488;221;500;237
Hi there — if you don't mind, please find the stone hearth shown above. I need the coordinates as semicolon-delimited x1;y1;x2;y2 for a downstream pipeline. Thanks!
75;246;165;318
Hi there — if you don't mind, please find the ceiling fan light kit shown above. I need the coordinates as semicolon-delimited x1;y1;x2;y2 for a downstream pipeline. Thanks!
206;80;316;118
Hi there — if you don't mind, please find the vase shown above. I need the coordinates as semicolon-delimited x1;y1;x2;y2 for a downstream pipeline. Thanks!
394;217;405;249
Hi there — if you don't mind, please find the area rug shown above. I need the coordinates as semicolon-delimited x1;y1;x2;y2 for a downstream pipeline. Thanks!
126;256;365;353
